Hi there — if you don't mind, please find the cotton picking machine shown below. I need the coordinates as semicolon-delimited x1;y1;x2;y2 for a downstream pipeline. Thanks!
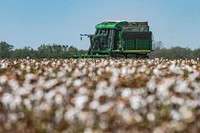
79;21;153;58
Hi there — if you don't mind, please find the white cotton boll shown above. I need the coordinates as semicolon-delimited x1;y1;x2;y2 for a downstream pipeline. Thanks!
57;86;67;95
134;113;143;122
105;66;110;72
186;100;199;108
78;62;85;68
20;64;25;69
89;100;99;110
121;88;132;99
170;65;183;75
153;68;161;77
88;71;93;77
55;94;63;105
146;95;155;103
74;95;88;109
66;78;73;86
174;80;189;93
121;109;132;122
57;70;66;78
13;95;22;107
23;82;34;91
0;75;8;84
16;70;22;76
105;87;115;97
9;102;16;110
127;68;135;74
169;61;175;68
110;75;118;85
34;89;44;101
25;73;35;81
112;68;120;77
97;69;102;75
132;88;146;95
185;65;193;72
97;102;113;113
129;95;146;110
82;68;87;75
147;113;155;121
169;64;177;72
8;79;19;91
79;87;88;95
43;79;58;90
170;96;184;105
84;128;93;133
77;111;88;122
24;98;32;110
1;62;8;69
8;113;18;123
116;102;125;113
147;60;153;65
55;109;63;123
180;108;193;121
72;69;82;77
94;82;107;99
153;128;163;133
73;79;82;87
170;110;181;121
39;102;51;112
188;71;200;81
139;66;146;73
2;93;13;107
64;108;78;121
16;87;29;96
146;78;156;93
94;88;103;99
121;67;127;75
96;81;107;89
103;60;108;66
26;65;31;72
110;60;114;65
157;78;175;98
44;90;56;101
46;68;54;75
37;77;45;86
28;94;35;101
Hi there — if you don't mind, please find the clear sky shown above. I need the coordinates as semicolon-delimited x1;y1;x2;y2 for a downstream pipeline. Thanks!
0;0;200;50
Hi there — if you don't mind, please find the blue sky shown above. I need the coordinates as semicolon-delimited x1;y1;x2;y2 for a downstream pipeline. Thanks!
0;0;200;49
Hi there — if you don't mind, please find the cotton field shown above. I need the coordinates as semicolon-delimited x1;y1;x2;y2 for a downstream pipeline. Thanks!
0;58;200;133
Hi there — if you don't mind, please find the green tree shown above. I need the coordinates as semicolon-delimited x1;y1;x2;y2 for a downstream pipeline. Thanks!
0;41;14;58
68;46;78;56
168;47;192;59
150;46;193;59
193;48;200;58
37;44;70;58
11;46;37;59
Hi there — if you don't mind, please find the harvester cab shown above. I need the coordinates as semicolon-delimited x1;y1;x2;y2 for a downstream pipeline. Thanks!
79;21;153;58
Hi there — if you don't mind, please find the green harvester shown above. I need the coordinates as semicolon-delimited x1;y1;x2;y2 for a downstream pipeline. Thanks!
79;21;153;58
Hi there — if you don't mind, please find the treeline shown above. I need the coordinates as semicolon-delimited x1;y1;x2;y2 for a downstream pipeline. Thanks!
149;41;200;59
150;47;200;59
0;41;87;59
0;41;199;59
